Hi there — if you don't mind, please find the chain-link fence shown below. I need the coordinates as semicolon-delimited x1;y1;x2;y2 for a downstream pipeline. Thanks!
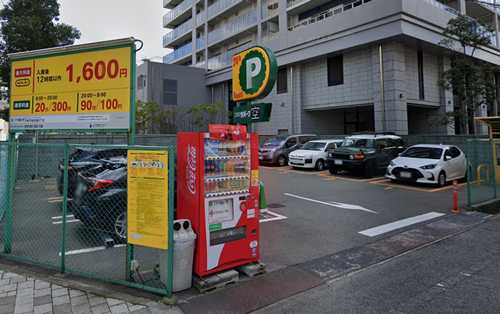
0;142;175;296
465;139;499;206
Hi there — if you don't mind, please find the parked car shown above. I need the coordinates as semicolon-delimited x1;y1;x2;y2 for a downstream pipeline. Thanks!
57;148;127;197
386;144;467;187
289;139;344;170
327;134;405;178
73;167;127;242
259;134;317;166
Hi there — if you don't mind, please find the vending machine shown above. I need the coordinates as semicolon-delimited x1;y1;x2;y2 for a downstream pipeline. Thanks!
177;124;260;277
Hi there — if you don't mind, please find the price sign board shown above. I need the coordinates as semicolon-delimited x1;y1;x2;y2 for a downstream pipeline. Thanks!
127;150;169;250
9;42;133;131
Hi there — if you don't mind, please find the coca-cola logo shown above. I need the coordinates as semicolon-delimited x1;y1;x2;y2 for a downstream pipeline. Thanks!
186;145;197;194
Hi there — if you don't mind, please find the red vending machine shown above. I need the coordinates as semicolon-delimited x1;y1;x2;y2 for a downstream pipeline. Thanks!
177;124;260;277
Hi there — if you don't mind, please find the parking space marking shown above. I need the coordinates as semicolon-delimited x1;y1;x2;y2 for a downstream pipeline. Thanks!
370;179;466;193
51;214;74;220
59;244;127;256
284;193;377;214
52;219;80;225
260;210;288;223
358;212;446;237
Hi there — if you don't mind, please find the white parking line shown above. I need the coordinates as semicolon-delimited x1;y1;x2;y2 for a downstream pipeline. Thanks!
51;215;74;220
284;193;378;214
52;219;80;225
358;212;446;237
59;244;126;256
260;210;288;223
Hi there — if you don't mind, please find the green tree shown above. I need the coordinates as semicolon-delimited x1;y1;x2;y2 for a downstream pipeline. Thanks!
0;0;81;86
135;100;163;134
440;15;497;134
185;102;225;129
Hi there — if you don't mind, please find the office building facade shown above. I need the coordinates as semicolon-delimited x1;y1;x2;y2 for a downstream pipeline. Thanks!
162;0;500;135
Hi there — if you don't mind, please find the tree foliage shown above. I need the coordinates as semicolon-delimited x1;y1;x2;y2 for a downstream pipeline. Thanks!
135;101;226;134
440;15;497;134
0;0;81;85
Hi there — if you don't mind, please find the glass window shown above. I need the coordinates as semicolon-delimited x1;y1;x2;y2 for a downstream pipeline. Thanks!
342;138;374;148
263;136;286;147
328;55;344;86
401;147;443;159
418;50;425;100
450;147;461;158
326;143;337;151
302;142;326;151
286;137;297;147
277;67;287;94
376;139;388;150
163;79;177;105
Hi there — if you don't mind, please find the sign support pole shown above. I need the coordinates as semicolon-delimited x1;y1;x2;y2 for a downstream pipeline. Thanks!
126;45;137;281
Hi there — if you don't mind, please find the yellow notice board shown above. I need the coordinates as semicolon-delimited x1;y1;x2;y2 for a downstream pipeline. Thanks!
10;45;132;130
127;150;169;250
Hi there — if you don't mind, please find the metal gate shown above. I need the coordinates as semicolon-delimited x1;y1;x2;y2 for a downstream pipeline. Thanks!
0;142;174;296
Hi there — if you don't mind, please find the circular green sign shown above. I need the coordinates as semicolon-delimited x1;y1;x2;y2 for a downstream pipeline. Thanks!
239;50;268;96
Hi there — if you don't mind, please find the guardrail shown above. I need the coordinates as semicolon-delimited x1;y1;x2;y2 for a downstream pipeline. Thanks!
164;42;193;63
163;0;194;26
163;18;194;47
208;11;257;44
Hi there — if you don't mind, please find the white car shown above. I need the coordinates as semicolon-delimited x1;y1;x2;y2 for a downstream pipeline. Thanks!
386;144;467;187
288;139;343;170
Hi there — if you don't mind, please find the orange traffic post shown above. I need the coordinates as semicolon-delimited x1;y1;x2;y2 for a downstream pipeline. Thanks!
452;180;460;214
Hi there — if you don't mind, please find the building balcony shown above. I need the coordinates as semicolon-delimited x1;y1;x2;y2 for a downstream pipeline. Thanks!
164;42;193;63
163;18;193;47
196;12;206;26
196;37;206;51
207;0;243;20
207;11;258;46
164;0;184;9
207;42;254;71
163;0;194;28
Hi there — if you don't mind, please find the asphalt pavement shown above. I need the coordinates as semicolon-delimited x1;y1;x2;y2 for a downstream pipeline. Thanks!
259;166;467;271
255;214;500;314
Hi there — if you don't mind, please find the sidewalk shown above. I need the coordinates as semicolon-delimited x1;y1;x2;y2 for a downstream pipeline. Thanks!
0;263;182;314
255;214;500;313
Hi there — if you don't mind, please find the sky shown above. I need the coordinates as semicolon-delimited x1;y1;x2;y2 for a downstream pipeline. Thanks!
56;0;166;64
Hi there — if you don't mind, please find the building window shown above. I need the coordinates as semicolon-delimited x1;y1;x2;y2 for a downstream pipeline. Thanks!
418;50;425;100
163;79;177;105
327;55;344;86
277;67;287;94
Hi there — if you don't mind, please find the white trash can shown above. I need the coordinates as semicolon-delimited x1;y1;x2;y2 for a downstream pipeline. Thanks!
160;219;197;292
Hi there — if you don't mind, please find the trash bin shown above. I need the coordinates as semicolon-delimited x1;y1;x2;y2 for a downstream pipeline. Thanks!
160;219;197;292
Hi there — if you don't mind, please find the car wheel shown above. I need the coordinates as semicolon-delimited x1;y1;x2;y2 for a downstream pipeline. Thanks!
277;155;287;167
315;160;325;171
437;171;447;187
113;212;127;242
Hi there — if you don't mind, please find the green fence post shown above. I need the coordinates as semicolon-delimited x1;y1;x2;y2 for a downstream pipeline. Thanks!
60;144;70;273
466;140;472;208
4;136;14;254
166;146;175;297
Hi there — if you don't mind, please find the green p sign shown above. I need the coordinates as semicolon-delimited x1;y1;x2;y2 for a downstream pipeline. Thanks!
232;46;277;102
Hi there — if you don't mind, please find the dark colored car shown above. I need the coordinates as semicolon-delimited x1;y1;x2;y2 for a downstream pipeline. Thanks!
259;134;317;166
327;134;405;178
57;148;127;197
73;167;127;242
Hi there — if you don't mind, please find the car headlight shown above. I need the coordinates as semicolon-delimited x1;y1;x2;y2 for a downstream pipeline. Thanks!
349;155;354;160
421;164;437;170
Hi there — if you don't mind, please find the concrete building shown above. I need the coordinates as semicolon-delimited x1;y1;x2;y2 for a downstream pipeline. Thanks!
162;0;500;135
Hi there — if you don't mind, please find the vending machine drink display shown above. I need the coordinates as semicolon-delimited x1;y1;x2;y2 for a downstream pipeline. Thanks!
177;124;260;277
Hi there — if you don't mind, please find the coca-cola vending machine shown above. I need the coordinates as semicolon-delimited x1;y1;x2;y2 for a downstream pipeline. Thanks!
177;124;260;277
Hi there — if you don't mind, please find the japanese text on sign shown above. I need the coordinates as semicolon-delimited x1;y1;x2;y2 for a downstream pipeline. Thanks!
10;45;133;130
127;150;169;250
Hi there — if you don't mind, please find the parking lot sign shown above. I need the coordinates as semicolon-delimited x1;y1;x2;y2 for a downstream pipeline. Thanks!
232;46;277;102
9;39;135;131
233;102;272;124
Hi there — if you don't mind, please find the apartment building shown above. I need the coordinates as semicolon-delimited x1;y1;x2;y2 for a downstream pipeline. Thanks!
162;0;500;135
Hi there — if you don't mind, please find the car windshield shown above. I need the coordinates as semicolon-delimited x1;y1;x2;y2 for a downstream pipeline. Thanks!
263;137;286;147
401;147;443;159
342;138;375;148
302;142;326;151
